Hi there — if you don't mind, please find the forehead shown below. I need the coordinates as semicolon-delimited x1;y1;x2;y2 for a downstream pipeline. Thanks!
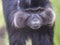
20;0;46;9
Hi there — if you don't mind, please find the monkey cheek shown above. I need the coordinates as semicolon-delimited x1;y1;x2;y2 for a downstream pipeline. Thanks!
13;17;25;28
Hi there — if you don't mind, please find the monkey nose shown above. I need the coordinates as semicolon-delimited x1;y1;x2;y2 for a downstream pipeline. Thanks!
31;20;40;25
31;20;41;29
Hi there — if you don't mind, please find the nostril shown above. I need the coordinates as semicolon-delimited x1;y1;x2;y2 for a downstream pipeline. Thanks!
31;20;40;25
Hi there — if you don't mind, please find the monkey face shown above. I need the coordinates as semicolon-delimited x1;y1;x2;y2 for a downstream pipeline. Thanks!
13;7;55;30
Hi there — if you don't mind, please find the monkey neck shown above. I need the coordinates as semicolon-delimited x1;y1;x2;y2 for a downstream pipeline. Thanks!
8;25;54;34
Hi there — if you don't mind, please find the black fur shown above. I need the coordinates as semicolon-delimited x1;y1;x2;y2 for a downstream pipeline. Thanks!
2;0;55;45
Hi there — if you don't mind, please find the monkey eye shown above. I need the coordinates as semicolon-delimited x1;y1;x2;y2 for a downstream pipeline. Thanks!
24;7;45;13
36;7;45;12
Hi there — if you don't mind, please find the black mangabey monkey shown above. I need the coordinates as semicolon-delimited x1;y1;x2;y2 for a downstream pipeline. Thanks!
2;0;55;45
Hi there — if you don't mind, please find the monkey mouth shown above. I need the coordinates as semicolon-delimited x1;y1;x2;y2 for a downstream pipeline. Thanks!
30;25;41;30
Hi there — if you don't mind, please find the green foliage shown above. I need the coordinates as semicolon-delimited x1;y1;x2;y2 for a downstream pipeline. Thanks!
0;0;5;27
51;0;60;45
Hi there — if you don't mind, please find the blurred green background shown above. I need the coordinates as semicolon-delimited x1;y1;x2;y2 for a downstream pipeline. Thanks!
0;0;60;45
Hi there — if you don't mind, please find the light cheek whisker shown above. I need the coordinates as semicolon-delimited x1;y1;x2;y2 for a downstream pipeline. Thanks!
13;13;20;28
47;8;56;25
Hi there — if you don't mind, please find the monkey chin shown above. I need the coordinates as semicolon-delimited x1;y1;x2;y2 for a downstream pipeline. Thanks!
30;25;41;30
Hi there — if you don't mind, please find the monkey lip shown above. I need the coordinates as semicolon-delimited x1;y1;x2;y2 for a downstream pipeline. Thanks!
31;25;41;29
30;23;42;30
